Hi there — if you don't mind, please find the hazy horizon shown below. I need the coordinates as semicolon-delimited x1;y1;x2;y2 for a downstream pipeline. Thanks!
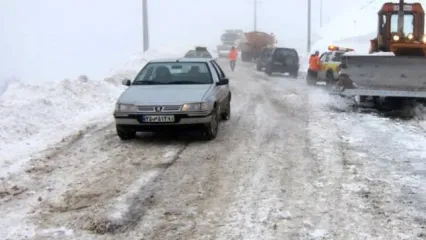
1;0;374;82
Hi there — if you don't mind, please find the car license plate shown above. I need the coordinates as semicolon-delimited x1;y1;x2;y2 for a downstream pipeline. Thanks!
142;115;175;123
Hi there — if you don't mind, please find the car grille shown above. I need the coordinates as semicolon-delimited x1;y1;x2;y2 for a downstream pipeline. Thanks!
136;105;182;112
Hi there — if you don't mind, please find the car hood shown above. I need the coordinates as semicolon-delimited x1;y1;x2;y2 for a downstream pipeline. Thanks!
118;84;212;105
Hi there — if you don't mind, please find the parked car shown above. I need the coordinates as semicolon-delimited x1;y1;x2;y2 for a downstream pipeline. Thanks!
257;47;299;78
114;58;231;141
184;46;213;58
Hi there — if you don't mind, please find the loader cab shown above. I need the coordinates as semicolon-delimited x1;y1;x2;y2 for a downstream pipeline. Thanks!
375;2;426;55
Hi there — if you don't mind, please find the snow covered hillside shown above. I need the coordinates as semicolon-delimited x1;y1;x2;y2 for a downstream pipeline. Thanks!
0;49;181;178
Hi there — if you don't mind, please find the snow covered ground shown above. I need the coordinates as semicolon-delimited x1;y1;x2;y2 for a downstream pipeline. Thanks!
2;11;426;236
0;57;425;239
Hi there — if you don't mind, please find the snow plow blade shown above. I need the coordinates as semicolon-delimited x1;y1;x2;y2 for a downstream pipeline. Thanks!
339;55;426;95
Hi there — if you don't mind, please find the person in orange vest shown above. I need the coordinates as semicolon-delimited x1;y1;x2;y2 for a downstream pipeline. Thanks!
307;50;321;81
228;46;238;72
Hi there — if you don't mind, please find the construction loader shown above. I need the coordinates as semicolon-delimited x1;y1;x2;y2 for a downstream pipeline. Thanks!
332;0;426;110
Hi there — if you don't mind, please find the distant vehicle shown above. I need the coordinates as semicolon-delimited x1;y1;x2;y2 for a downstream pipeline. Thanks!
217;29;244;58
311;45;354;86
240;31;276;62
114;58;231;141
256;47;299;78
184;47;213;58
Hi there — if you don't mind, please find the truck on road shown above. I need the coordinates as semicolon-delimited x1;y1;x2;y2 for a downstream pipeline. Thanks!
240;32;276;62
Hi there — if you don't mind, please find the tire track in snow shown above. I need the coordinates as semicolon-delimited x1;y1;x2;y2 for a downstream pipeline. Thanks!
85;143;190;234
22;125;194;237
26;122;113;176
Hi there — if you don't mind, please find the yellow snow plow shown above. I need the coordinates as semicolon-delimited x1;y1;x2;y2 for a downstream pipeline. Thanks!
332;1;426;108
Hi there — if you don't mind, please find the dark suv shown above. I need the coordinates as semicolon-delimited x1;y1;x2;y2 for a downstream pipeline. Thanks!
256;47;299;78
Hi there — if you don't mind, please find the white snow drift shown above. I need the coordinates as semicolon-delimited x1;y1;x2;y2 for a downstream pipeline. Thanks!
0;49;180;178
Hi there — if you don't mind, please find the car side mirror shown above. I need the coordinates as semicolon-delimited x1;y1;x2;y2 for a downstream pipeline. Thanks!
122;79;131;86
339;63;347;69
216;78;229;85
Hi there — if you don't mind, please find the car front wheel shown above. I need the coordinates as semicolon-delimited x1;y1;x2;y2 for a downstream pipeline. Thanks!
116;124;136;140
221;97;231;120
203;107;220;140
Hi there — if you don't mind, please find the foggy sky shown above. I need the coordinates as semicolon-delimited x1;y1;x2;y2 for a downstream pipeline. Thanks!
1;0;374;82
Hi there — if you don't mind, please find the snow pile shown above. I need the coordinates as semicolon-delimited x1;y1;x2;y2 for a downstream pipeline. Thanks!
0;49;175;177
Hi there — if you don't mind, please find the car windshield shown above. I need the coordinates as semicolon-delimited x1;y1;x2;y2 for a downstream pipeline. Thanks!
133;62;213;85
332;52;344;62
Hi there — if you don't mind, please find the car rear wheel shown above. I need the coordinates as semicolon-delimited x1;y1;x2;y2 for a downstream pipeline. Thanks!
116;125;136;140
326;71;336;88
203;107;220;140
290;70;298;78
265;65;272;76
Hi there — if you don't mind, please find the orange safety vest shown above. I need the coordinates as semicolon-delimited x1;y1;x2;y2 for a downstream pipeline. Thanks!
308;55;321;71
228;49;238;60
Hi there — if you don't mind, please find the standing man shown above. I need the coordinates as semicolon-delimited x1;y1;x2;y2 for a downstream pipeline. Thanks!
307;50;321;85
228;46;238;72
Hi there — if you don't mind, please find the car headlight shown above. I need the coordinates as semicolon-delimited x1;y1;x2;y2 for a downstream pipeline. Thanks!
422;35;426;43
115;104;137;112
407;33;414;40
182;102;209;111
393;34;400;41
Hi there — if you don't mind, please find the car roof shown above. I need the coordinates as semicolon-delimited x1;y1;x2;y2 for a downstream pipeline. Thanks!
328;50;346;53
148;58;213;63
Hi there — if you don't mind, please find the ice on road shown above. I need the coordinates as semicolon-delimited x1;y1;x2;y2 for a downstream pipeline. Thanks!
1;59;425;240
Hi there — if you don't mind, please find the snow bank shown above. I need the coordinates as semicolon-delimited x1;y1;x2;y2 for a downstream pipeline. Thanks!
0;49;178;177
343;51;395;56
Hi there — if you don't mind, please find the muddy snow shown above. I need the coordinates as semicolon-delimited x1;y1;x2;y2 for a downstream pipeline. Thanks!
1;59;425;240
